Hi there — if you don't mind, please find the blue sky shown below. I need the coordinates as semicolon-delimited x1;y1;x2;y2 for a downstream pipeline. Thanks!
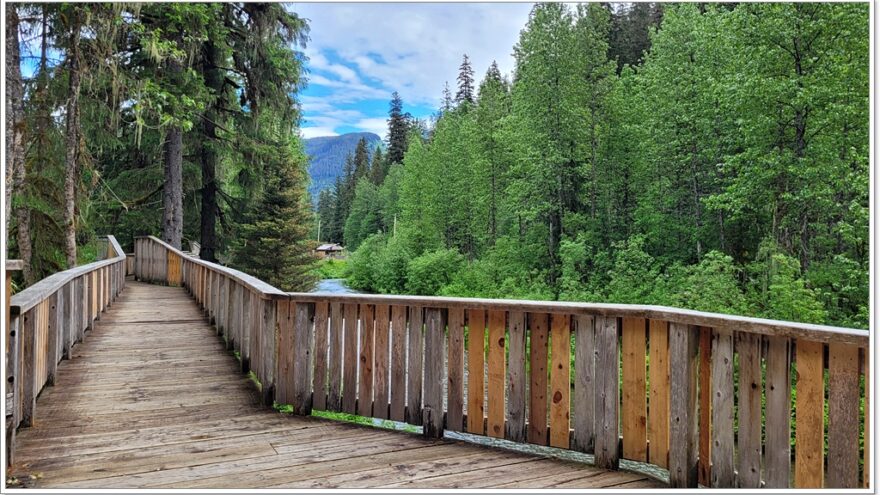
288;3;534;139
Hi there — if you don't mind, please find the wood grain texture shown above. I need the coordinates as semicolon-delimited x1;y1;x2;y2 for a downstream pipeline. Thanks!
342;303;359;414
466;309;486;435
621;317;647;461
327;302;343;411
527;313;549;446
794;339;824;488
292;302;314;415
446;307;465;431
390;305;407;422
594;316;619;470
312;303;330;411
487;310;506;439
669;323;698;488
423;308;446;438
373;304;390;419
549;314;570;449
710;328;734;487
735;331;761;488
406;306;424;425
828;342;860;488
572;315;595;454
506;311;526;443
698;327;711;487
764;336;791;488
357;304;375;418
276;300;294;406
647;319;669;468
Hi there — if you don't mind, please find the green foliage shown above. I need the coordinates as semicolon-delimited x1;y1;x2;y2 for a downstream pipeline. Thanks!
314;259;348;280
405;248;465;296
347;233;387;292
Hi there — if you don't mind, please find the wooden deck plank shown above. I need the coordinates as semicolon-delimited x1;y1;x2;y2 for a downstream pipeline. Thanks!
8;281;667;489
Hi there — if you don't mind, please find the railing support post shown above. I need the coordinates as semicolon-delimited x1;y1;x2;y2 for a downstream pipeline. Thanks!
423;307;446;439
669;323;699;488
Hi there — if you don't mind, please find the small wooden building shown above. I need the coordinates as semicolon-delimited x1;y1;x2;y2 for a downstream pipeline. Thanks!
315;243;345;259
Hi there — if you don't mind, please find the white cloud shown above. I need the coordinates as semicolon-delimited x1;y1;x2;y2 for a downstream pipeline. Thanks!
301;126;340;139
353;118;390;140
291;3;533;107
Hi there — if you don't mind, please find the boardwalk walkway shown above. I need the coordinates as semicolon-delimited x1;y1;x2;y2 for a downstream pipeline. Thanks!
8;281;661;489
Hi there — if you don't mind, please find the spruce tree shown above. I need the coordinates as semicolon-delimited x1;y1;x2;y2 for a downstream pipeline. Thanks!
232;139;316;292
386;92;409;164
455;54;475;105
352;137;370;180
369;146;386;185
441;82;454;113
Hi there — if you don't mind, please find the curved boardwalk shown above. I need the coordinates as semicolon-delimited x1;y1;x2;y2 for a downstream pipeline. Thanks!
7;281;661;489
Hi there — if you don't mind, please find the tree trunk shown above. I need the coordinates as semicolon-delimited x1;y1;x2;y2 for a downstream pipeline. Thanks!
199;39;223;262
162;126;184;249
63;13;82;269
6;6;32;282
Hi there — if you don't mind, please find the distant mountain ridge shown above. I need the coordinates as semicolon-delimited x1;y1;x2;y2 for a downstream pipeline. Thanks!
305;132;382;200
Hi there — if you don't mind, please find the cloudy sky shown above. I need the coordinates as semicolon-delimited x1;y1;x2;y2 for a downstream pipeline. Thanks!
289;3;534;139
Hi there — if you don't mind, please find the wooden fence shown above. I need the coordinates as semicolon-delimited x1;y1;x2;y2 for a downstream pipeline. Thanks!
134;235;871;489
5;236;127;465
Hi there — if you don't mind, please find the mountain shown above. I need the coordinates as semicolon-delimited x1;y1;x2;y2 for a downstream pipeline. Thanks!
305;132;382;200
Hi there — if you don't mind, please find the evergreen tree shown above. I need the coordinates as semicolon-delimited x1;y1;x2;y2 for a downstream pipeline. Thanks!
455;54;475;105
386;92;409;164
232;137;316;291
369;146;386;185
352;137;371;180
441;82;453;113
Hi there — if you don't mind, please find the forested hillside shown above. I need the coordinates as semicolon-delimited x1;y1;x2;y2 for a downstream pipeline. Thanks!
305;132;380;199
5;3;316;291
320;3;869;328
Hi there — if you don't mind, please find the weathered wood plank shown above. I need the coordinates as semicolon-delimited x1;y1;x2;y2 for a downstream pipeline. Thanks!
735;331;761;488
710;328;734;487
342;303;359;414
647;319;669;467
373;304;390;419
276;300;295;406
260;298;277;406
487;310;506;439
865;356;870;489
390;305;407;422
669;323;698;488
764;335;791;488
794;339;824;488
328;302;343;411
406;306;424;425
572;314;595;454
423;307;446;438
698;327;711;487
594;316;619;470
357;304;375;418
621;317;647;461
446;307;465;431
828;342;860;488
312;302;330;411
47;291;60;386
466;309;486;435
21;308;36;427
549;313;570;449
506;311;526;443
292;302;314;415
528;313;549;446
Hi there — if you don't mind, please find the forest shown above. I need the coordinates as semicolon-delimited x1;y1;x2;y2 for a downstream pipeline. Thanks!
4;3;869;329
316;3;870;328
6;3;316;292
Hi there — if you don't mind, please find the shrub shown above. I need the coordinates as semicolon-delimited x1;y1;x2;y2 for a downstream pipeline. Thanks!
405;248;465;295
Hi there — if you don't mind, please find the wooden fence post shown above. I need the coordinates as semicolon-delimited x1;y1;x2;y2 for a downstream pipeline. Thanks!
423;307;446;439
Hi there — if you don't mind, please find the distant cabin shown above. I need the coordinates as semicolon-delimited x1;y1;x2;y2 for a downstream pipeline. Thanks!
315;243;345;259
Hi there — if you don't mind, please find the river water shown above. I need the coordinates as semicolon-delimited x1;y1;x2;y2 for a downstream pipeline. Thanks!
312;278;361;294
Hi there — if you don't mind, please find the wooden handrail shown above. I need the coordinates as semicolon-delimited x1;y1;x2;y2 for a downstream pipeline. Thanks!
5;235;128;467
133;235;872;489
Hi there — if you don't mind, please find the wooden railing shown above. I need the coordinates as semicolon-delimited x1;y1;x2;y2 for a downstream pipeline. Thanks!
5;236;127;465
135;235;870;489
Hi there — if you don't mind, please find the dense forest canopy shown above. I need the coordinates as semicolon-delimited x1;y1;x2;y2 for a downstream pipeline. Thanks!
4;3;870;328
5;2;316;291
320;3;869;328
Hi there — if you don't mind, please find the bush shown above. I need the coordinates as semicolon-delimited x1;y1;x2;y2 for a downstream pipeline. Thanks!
347;233;387;292
405;248;465;295
314;259;348;279
374;235;410;294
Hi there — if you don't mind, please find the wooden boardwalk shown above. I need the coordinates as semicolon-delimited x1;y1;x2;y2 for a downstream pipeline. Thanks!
7;281;661;489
